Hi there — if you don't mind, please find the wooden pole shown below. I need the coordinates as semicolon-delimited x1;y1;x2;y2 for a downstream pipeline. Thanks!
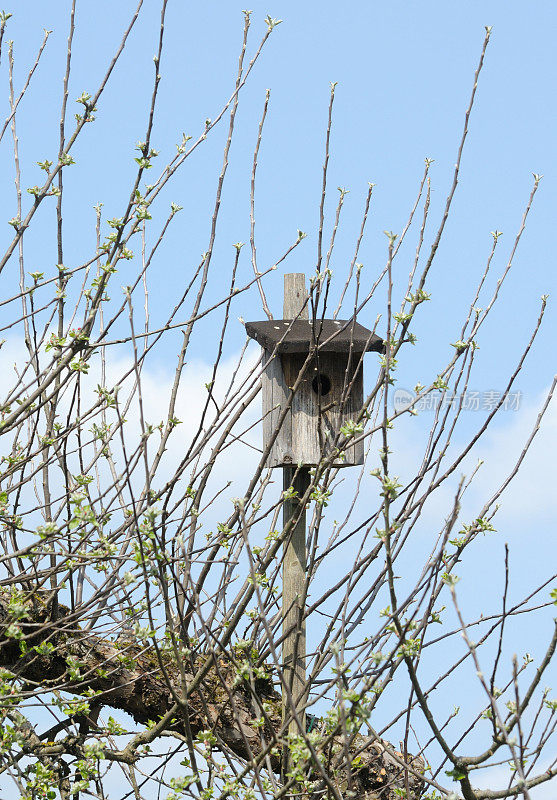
282;274;309;771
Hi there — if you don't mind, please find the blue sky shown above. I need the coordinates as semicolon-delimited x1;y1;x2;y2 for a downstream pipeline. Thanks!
1;1;556;796
4;1;555;373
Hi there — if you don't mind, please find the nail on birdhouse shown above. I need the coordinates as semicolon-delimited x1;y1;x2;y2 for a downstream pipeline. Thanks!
245;274;383;469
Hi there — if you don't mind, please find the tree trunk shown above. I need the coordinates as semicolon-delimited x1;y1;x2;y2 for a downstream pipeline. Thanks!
0;593;425;799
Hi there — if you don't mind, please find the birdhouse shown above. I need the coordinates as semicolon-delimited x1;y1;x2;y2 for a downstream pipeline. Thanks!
245;275;383;469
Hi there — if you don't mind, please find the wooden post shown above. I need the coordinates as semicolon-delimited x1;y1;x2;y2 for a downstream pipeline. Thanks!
282;274;309;770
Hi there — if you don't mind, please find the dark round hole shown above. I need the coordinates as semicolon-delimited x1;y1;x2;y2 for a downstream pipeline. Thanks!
312;373;331;397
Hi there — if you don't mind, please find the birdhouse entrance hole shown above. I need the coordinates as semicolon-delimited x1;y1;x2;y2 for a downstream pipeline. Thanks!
311;373;331;397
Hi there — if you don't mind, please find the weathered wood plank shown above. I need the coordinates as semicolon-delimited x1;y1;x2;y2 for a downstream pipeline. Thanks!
282;275;309;768
261;348;292;467
282;465;309;750
273;350;364;467
245;318;383;353
283;272;309;319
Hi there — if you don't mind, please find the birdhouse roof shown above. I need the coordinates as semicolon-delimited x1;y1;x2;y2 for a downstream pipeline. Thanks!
245;319;383;354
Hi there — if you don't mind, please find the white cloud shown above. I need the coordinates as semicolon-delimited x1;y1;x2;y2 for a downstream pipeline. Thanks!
1;336;264;528
384;382;557;534
471;386;557;523
85;344;264;505
4;332;555;529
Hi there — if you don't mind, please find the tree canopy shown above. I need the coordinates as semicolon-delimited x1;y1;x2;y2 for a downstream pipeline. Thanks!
0;5;555;800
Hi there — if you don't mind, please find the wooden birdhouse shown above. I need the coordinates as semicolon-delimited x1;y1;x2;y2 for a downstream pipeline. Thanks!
245;274;383;469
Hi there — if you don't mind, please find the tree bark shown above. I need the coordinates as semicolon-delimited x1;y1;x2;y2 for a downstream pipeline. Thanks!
0;593;425;799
